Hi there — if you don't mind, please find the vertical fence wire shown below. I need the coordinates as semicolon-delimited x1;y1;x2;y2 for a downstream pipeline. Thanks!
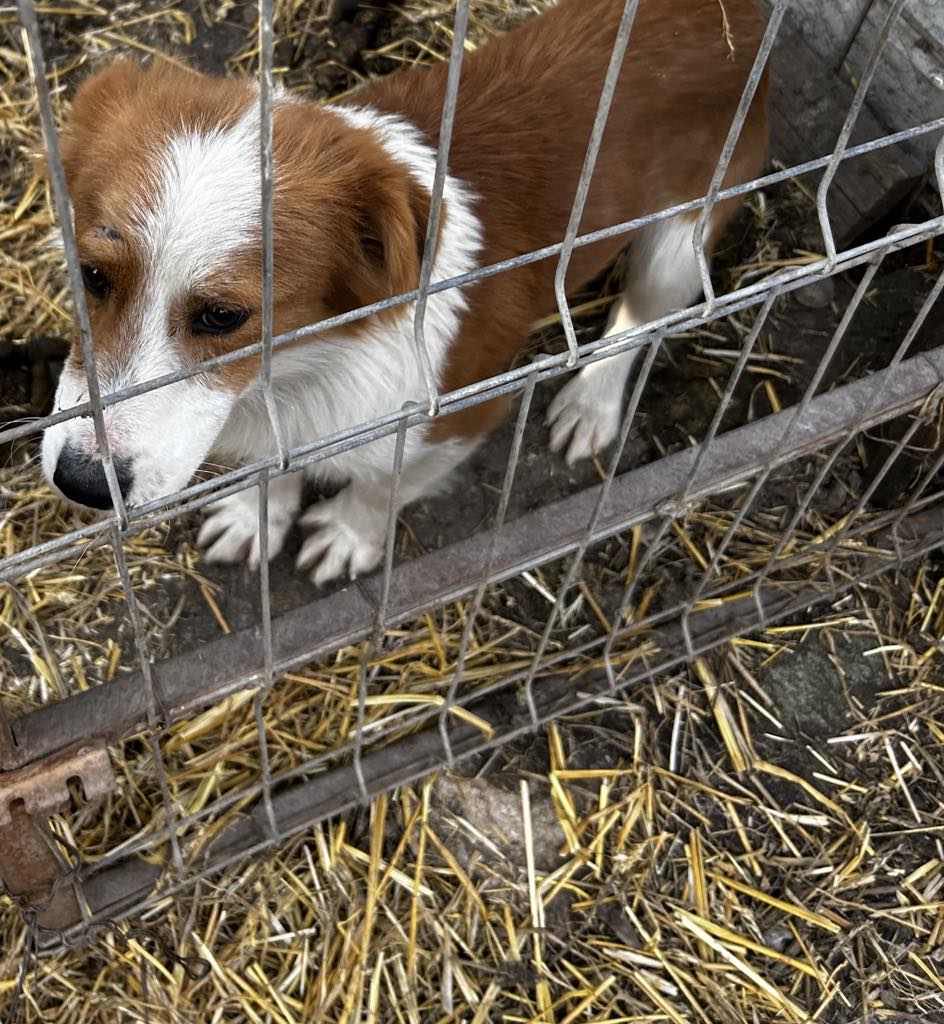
553;0;640;367
693;0;787;314
743;253;890;616
351;411;412;802
652;255;880;646
688;253;886;634
811;264;944;556
249;0;283;839
18;0;187;880
15;0;128;525
108;522;186;876
687;255;878;595
816;0;906;270
257;0;285;469
937;131;944;202
672;300;883;644
412;0;471;416
523;334;664;709
602;293;776;673
884;132;944;528
438;374;537;765
753;255;944;595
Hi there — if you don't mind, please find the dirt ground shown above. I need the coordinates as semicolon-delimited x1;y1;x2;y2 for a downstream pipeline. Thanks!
3;2;944;1021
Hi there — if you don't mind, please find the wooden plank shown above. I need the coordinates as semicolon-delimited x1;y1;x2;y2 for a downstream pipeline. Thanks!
760;0;939;244
847;0;944;161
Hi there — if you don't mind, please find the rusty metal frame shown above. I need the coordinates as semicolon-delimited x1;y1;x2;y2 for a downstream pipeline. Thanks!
5;336;944;771
0;743;115;932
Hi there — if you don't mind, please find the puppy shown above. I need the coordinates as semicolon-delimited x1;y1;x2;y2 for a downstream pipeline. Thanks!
41;0;768;586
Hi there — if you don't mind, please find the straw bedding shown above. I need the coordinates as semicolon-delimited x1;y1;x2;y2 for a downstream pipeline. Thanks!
2;2;944;1021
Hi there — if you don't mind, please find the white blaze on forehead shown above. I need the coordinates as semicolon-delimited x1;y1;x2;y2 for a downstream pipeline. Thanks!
138;99;262;291
98;97;264;413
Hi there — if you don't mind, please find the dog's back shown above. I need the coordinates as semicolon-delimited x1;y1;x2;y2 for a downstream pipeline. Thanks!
360;0;767;295
352;0;769;438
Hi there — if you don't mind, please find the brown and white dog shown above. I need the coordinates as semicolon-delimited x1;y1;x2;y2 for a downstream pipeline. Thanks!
41;0;768;586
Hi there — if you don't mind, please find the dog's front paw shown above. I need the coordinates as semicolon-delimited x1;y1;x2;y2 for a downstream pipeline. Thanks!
296;491;385;587
197;483;298;569
547;368;623;466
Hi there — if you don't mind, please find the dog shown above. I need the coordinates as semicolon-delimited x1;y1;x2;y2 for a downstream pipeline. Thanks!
41;0;768;587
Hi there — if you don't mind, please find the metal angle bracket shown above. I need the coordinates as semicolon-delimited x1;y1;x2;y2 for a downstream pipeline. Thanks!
0;741;115;932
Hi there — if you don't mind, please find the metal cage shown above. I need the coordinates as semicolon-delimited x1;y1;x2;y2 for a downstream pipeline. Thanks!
2;0;944;976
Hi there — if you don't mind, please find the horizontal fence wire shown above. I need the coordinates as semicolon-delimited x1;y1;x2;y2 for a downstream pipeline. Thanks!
3;0;944;955
1;121;943;455
3;210;944;586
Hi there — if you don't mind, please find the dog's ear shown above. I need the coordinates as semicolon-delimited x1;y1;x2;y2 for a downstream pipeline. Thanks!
58;59;146;185
274;105;437;320
340;161;433;313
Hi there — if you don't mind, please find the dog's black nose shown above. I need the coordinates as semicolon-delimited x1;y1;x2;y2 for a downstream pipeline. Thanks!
53;445;133;510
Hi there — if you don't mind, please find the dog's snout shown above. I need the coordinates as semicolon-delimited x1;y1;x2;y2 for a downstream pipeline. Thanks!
53;445;133;510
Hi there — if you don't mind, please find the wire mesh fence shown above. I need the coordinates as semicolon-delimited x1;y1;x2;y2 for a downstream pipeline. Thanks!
2;0;944;998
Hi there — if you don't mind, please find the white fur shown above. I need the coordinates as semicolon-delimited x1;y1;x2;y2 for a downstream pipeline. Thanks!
41;359;233;506
214;105;482;480
198;471;303;568
295;440;474;586
42;101;264;506
143;105;262;296
548;215;707;465
204;105;482;584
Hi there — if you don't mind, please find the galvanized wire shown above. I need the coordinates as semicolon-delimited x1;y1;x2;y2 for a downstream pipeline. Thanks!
816;0;906;269
6;0;944;954
15;0;128;526
553;0;640;366
693;0;787;313
438;374;537;766
35;508;944;955
2;119;943;459
4;213;943;588
412;0;471;416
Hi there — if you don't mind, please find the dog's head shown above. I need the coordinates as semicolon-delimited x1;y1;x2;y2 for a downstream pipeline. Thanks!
41;59;430;510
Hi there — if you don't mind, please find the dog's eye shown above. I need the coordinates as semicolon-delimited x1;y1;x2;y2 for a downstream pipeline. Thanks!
80;264;110;299
191;305;249;336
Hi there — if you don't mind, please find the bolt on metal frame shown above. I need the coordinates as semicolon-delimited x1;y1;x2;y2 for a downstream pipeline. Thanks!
4;0;944;952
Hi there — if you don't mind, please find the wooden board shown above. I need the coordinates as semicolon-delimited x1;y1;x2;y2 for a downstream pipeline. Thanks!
846;0;944;162
760;0;944;245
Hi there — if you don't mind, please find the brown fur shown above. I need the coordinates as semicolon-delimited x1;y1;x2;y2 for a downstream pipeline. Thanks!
59;61;433;393
57;0;767;437
349;0;769;439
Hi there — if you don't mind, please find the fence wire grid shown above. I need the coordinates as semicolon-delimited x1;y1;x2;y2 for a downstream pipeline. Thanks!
2;0;944;975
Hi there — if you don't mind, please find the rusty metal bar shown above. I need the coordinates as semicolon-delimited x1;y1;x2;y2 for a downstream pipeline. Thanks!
25;498;944;950
0;744;115;932
5;340;943;771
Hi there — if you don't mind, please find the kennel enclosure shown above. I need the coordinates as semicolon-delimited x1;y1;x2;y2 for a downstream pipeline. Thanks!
1;0;944;986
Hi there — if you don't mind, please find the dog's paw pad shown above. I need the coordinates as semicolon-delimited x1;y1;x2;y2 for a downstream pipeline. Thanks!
297;498;384;587
546;372;622;466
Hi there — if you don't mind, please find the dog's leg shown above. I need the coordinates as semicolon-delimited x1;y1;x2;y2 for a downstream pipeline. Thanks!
198;470;303;568
296;441;471;588
547;214;706;465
